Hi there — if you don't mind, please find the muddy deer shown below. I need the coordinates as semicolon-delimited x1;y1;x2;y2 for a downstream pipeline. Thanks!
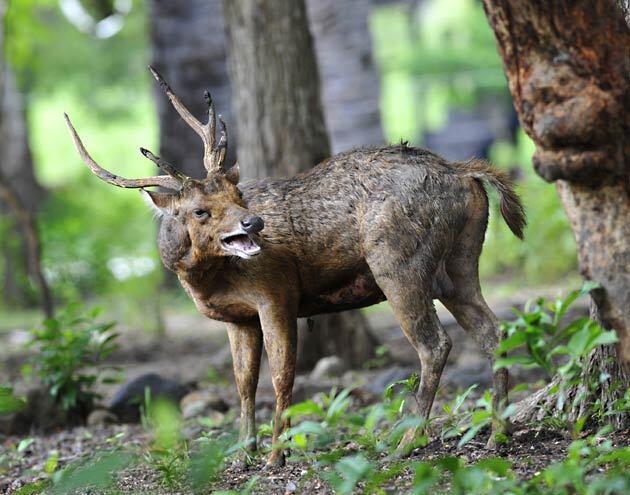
65;66;525;467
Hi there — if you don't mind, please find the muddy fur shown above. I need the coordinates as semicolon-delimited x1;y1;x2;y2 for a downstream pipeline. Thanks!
69;106;526;465
147;143;526;465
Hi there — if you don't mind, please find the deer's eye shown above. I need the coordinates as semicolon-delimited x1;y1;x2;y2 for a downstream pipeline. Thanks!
193;209;209;219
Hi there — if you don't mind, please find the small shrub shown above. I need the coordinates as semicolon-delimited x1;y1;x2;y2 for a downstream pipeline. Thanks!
25;304;120;412
495;282;618;381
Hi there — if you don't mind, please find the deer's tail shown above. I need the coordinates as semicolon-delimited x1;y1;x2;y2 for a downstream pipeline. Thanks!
455;158;526;239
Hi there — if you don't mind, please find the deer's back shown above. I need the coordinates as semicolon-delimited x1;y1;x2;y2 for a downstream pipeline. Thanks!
241;145;475;304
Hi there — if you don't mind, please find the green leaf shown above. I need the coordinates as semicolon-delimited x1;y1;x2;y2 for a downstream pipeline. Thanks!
457;423;484;447
17;438;34;453
496;331;527;353
493;355;535;371
283;400;324;420
0;387;27;414
475;457;513;476
45;451;59;475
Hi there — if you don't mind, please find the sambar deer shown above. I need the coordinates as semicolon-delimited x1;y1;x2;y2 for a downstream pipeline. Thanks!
65;66;525;466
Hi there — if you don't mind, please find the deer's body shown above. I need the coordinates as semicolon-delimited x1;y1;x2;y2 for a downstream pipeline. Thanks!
169;145;486;322
66;68;525;467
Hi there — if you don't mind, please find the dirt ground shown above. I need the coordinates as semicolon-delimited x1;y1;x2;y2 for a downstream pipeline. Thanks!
1;286;613;494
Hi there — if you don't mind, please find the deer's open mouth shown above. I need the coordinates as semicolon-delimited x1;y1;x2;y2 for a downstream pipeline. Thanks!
220;231;261;259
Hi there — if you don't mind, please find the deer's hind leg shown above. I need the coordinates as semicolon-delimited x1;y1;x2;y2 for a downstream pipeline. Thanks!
439;194;510;448
366;245;452;455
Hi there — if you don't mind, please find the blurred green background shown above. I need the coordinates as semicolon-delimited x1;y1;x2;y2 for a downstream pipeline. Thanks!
0;0;577;330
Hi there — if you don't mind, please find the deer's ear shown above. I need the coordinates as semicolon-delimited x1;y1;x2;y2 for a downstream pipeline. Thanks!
225;163;240;185
140;189;175;217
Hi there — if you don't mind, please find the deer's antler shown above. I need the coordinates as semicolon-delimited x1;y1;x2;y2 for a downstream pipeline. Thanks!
64;113;184;190
148;65;227;174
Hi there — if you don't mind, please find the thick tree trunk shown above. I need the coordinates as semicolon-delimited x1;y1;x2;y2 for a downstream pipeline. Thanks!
0;1;49;313
224;0;329;180
224;0;377;370
306;0;383;153
482;0;629;426
148;0;235;179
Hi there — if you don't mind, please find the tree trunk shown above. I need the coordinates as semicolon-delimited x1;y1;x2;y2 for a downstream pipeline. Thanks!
148;0;235;179
224;0;377;370
482;0;629;426
148;0;235;293
0;0;49;313
306;0;383;153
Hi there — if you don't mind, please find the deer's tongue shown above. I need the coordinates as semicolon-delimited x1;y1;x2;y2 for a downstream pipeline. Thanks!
223;234;260;255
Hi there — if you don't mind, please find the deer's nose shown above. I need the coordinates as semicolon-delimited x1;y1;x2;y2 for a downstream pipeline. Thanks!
241;215;264;234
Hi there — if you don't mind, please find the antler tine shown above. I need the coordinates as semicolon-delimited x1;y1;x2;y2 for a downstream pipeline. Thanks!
203;91;216;149
64;113;182;190
149;65;207;140
215;115;228;170
139;148;189;183
149;66;217;172
148;66;230;174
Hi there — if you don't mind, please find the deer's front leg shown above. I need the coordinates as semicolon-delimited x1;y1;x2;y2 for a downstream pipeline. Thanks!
259;303;297;468
226;321;263;455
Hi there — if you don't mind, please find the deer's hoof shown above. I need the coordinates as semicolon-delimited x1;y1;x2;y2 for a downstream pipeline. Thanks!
264;451;286;469
394;428;426;459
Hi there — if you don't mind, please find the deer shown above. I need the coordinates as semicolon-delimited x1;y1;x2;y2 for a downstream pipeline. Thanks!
64;66;526;467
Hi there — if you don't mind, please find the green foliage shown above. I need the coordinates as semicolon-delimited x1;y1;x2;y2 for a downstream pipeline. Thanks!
26;304;120;411
0;386;27;414
495;283;618;380
1;0;165;327
49;450;135;495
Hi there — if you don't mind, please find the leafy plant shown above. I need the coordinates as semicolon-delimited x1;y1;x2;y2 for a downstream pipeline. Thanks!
495;282;617;380
26;304;120;412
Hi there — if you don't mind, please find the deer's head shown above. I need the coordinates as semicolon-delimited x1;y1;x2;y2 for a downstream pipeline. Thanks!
65;67;264;272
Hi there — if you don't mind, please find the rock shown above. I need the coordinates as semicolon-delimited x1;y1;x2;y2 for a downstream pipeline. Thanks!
108;373;190;423
309;355;347;381
87;408;117;426
285;480;298;494
179;390;229;419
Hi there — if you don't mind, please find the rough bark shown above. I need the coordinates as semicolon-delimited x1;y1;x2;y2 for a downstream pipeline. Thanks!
0;0;48;311
224;0;329;180
482;0;629;426
306;0;383;153
224;0;377;370
148;0;235;180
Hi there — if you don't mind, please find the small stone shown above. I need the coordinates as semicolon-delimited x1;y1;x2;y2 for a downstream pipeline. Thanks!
180;390;229;419
309;356;347;380
285;480;298;494
87;408;117;426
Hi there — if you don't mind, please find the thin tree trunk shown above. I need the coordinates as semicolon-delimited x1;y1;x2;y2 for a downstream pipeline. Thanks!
0;0;51;316
224;0;377;370
0;1;49;313
482;0;629;426
0;172;53;318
